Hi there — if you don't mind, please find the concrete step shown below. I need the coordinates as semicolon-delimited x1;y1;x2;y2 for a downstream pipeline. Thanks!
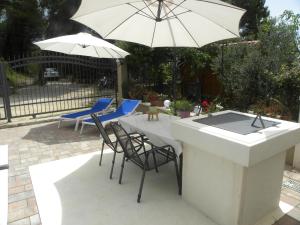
0;145;8;170
0;145;8;225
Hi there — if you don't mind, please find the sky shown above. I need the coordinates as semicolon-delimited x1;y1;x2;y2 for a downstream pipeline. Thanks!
265;0;300;17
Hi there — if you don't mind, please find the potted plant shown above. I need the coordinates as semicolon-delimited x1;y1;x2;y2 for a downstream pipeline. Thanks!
172;99;193;118
142;95;151;106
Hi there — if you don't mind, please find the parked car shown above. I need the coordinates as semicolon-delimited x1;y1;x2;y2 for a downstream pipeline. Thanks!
44;68;59;80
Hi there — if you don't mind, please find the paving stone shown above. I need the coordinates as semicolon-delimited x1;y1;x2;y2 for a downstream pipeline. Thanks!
27;197;37;210
0;122;158;223
0;145;8;168
8;200;27;212
8;206;37;223
8;190;34;203
8;185;25;195
24;184;32;191
8;217;30;225
29;214;41;225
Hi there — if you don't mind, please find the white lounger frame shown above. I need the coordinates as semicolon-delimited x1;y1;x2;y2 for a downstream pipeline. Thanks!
58;99;114;131
80;100;141;134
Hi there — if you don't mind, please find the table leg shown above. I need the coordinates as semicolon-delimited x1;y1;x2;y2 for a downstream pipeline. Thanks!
179;153;183;193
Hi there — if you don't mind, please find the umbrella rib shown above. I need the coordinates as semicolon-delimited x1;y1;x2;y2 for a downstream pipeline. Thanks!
104;1;158;38
70;44;79;54
72;0;142;18
102;47;115;58
142;0;157;19
94;46;105;58
109;48;124;58
136;12;155;20
129;3;155;20
165;0;245;12
104;46;123;58
161;0;186;20
163;4;176;47
164;0;242;37
150;21;158;47
167;10;191;19
94;46;114;58
164;3;200;47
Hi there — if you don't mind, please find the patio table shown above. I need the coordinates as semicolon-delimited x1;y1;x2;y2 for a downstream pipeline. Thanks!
119;113;182;156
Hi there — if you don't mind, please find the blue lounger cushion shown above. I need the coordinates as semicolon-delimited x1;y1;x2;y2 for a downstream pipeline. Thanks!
83;99;141;124
61;98;113;119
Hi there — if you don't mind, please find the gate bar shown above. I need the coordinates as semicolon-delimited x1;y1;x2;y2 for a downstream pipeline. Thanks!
0;63;12;122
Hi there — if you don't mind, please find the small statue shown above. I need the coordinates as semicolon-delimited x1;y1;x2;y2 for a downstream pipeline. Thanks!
147;107;159;121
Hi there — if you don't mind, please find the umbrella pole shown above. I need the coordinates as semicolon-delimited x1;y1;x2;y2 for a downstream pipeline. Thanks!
172;53;177;116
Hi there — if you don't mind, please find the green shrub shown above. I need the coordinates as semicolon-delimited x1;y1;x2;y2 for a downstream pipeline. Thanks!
171;99;193;111
1;59;30;88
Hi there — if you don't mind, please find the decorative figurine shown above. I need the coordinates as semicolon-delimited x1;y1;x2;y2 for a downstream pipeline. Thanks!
147;107;159;121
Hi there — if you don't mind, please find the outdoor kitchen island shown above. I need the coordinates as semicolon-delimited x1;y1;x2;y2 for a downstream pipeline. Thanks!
171;110;300;225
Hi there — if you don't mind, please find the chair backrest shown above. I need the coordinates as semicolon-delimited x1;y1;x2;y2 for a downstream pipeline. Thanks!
91;98;113;111
115;99;141;115
91;113;114;149
110;122;143;165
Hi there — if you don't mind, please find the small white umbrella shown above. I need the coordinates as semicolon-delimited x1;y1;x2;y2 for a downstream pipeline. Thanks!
34;32;130;58
71;0;246;48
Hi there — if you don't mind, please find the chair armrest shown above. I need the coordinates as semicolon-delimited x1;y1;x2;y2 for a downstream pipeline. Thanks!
129;133;149;144
149;145;177;158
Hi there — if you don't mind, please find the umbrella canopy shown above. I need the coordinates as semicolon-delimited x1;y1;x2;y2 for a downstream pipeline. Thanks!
71;0;246;48
34;32;130;58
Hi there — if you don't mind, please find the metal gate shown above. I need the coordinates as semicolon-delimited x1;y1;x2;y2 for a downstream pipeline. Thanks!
0;52;117;122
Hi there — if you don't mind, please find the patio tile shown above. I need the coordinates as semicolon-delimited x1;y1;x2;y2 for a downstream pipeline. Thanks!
8;217;30;225
0;121;101;225
8;185;25;195
273;214;300;225
287;206;300;222
29;214;41;225
8;200;27;212
8;206;38;223
24;183;33;191
281;193;300;207
8;190;35;203
2;120;300;225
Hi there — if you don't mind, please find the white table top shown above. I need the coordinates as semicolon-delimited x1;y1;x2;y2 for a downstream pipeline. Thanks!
119;114;183;156
172;110;300;167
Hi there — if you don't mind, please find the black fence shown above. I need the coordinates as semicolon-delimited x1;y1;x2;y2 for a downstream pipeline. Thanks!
0;52;117;122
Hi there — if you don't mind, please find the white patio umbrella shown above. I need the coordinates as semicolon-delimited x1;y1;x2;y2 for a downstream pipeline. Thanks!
34;32;129;58
71;0;245;110
71;0;246;48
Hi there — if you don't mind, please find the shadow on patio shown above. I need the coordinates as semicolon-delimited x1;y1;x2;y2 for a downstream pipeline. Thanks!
22;122;98;145
30;151;213;225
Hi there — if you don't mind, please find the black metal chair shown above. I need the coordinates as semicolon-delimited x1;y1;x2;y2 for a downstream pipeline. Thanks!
91;113;145;179
110;122;181;203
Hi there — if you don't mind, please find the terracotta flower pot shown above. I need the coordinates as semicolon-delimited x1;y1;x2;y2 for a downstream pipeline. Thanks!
178;111;190;118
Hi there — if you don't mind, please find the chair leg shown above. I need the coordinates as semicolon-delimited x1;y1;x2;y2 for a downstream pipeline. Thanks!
119;154;126;184
174;158;181;195
74;120;80;131
58;119;62;128
80;123;85;135
137;168;146;203
152;151;159;173
99;140;105;166
179;153;183;194
110;151;117;179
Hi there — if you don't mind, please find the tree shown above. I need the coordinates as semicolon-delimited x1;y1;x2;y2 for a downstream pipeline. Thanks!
0;1;8;56
3;0;45;57
224;0;269;37
40;0;88;38
211;11;300;119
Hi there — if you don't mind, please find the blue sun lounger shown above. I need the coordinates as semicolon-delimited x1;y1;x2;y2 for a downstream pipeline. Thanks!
58;97;113;131
80;99;141;134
